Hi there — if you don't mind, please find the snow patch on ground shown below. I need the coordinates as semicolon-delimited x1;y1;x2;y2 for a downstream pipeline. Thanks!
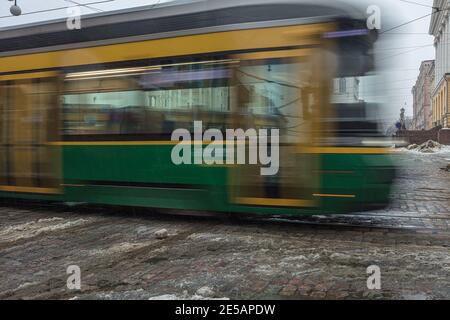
0;217;90;242
149;289;229;300
187;233;229;242
16;281;39;291
196;286;215;297
253;264;276;275
148;294;179;300
87;241;154;256
401;141;450;155
80;288;230;300
292;268;322;276
403;146;450;155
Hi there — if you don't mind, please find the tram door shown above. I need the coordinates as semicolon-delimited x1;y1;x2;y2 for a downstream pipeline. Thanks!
0;73;60;194
229;50;325;209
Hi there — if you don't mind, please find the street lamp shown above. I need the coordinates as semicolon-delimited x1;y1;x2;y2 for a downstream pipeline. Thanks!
9;0;21;16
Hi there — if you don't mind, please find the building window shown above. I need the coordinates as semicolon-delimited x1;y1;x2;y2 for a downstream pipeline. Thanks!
339;78;346;94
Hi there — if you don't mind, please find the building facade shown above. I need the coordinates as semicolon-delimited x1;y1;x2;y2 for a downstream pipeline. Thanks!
427;62;436;129
429;0;450;128
412;60;434;130
332;77;360;104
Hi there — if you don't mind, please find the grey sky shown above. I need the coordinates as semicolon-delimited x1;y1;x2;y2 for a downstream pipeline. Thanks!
0;0;436;121
370;0;435;120
0;0;167;25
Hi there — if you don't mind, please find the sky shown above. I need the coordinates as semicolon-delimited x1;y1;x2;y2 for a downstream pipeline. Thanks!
365;0;435;121
0;0;436;121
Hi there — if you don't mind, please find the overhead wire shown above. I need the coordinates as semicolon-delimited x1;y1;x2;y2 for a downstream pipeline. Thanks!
0;0;115;19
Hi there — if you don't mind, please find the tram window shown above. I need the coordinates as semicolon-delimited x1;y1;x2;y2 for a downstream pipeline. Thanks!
62;59;233;138
236;57;315;144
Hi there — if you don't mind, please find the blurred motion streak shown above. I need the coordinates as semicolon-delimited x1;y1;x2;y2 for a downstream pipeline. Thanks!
0;0;396;216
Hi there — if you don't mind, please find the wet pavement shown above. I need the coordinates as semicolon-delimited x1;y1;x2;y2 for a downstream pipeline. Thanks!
0;149;449;300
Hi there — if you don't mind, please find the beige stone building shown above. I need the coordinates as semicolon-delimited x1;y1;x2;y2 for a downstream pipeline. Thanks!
428;63;436;129
412;60;434;130
429;0;450;128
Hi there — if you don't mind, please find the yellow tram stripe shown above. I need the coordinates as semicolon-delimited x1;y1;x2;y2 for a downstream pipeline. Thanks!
236;48;315;60
298;147;393;154
235;197;316;207
0;71;58;81
313;193;356;198
47;142;393;156
0;23;333;74
47;141;180;146
0;185;61;194
47;140;246;146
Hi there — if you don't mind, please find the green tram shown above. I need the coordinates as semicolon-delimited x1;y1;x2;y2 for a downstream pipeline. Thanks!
0;0;396;216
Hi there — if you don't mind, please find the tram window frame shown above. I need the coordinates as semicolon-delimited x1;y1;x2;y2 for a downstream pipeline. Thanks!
62;57;235;141
235;56;317;145
61;53;318;143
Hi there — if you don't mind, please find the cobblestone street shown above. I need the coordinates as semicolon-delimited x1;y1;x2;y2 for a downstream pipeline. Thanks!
0;150;449;300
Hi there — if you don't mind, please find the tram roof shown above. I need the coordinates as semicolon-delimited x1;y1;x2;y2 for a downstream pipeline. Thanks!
0;0;366;56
